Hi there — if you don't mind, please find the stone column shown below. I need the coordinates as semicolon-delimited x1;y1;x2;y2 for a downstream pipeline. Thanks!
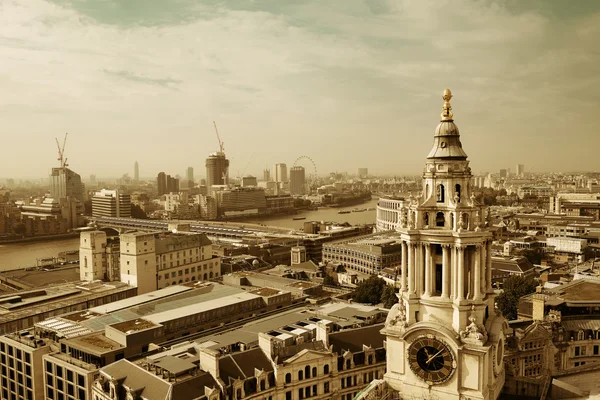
442;244;450;299
486;240;493;291
401;241;407;292
457;245;465;301
407;243;415;294
415;243;421;296
451;245;457;299
424;243;431;297
473;244;481;300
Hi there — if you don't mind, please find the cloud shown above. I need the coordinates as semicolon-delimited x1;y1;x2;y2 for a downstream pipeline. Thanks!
0;0;598;178
103;69;181;88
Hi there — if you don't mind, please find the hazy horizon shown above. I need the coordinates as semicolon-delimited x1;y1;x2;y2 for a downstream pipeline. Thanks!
1;0;599;179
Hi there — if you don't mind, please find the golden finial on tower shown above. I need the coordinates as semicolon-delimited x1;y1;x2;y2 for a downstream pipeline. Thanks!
441;88;453;121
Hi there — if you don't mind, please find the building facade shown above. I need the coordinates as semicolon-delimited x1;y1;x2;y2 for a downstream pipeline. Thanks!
120;231;220;294
79;231;121;282
322;233;402;276
206;153;229;188
50;167;84;203
380;89;507;400
273;163;288;183
290;166;306;196
91;189;132;218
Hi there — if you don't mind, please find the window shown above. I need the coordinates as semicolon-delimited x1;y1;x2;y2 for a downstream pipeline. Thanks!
323;365;329;374
305;365;311;379
594;345;599;355
312;367;317;377
324;382;330;393
455;184;461;203
285;373;291;384
436;212;445;227
345;359;351;369
575;347;580;357
298;370;303;380
436;184;445;202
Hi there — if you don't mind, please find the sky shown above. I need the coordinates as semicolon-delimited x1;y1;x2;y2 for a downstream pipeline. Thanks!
1;0;599;179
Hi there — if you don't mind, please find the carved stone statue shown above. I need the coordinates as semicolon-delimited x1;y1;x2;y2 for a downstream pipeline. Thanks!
460;305;488;346
474;210;481;231
385;294;408;329
457;213;465;230
400;208;407;227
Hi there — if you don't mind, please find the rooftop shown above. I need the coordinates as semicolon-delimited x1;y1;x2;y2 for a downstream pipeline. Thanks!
0;281;135;328
110;318;160;333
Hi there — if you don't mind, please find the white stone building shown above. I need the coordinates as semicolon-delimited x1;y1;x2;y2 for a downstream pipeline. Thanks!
378;89;508;400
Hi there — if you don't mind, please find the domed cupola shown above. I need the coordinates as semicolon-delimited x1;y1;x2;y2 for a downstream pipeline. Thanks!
427;89;468;160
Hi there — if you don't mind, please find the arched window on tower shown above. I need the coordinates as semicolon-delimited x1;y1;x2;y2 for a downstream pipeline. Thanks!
455;184;461;203
425;184;430;198
462;213;469;229
450;213;455;229
424;212;430;227
436;212;445;227
436;184;445;202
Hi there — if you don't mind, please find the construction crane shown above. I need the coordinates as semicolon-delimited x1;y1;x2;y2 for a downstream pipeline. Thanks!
213;121;225;154
55;133;69;168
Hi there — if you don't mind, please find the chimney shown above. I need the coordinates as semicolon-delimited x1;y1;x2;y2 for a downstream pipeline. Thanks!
316;321;331;348
199;348;220;381
532;294;546;322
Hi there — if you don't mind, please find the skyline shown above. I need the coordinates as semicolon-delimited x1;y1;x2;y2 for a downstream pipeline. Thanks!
1;0;599;178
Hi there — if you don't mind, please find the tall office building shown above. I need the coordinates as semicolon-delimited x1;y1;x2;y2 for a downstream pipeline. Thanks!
263;168;271;182
91;189;132;218
89;174;97;185
290;166;306;196
50;167;84;203
499;169;507;178
206;153;229;188
358;167;368;178
157;172;167;196
272;163;287;183
134;161;139;181
186;167;194;183
379;89;505;400
516;163;525;177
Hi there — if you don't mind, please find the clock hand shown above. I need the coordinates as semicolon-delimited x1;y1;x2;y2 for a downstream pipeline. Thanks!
426;349;444;365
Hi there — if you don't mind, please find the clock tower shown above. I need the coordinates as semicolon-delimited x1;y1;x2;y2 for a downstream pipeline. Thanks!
382;89;507;400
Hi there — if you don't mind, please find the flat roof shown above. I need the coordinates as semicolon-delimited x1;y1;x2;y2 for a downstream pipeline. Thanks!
0;281;134;326
80;284;244;332
110;318;160;333
89;285;193;314
144;292;261;324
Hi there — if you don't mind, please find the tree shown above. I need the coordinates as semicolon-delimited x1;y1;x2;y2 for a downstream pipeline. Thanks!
131;204;148;219
12;222;26;235
83;200;92;215
336;264;346;273
323;274;337;286
381;285;399;308
496;275;538;320
354;276;386;304
516;249;543;265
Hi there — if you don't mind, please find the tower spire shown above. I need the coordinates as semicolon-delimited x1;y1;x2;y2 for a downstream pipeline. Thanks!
441;88;453;121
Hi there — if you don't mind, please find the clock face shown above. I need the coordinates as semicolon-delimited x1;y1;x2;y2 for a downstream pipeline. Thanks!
408;336;456;384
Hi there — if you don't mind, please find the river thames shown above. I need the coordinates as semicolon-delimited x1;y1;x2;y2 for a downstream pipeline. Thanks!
0;198;379;271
